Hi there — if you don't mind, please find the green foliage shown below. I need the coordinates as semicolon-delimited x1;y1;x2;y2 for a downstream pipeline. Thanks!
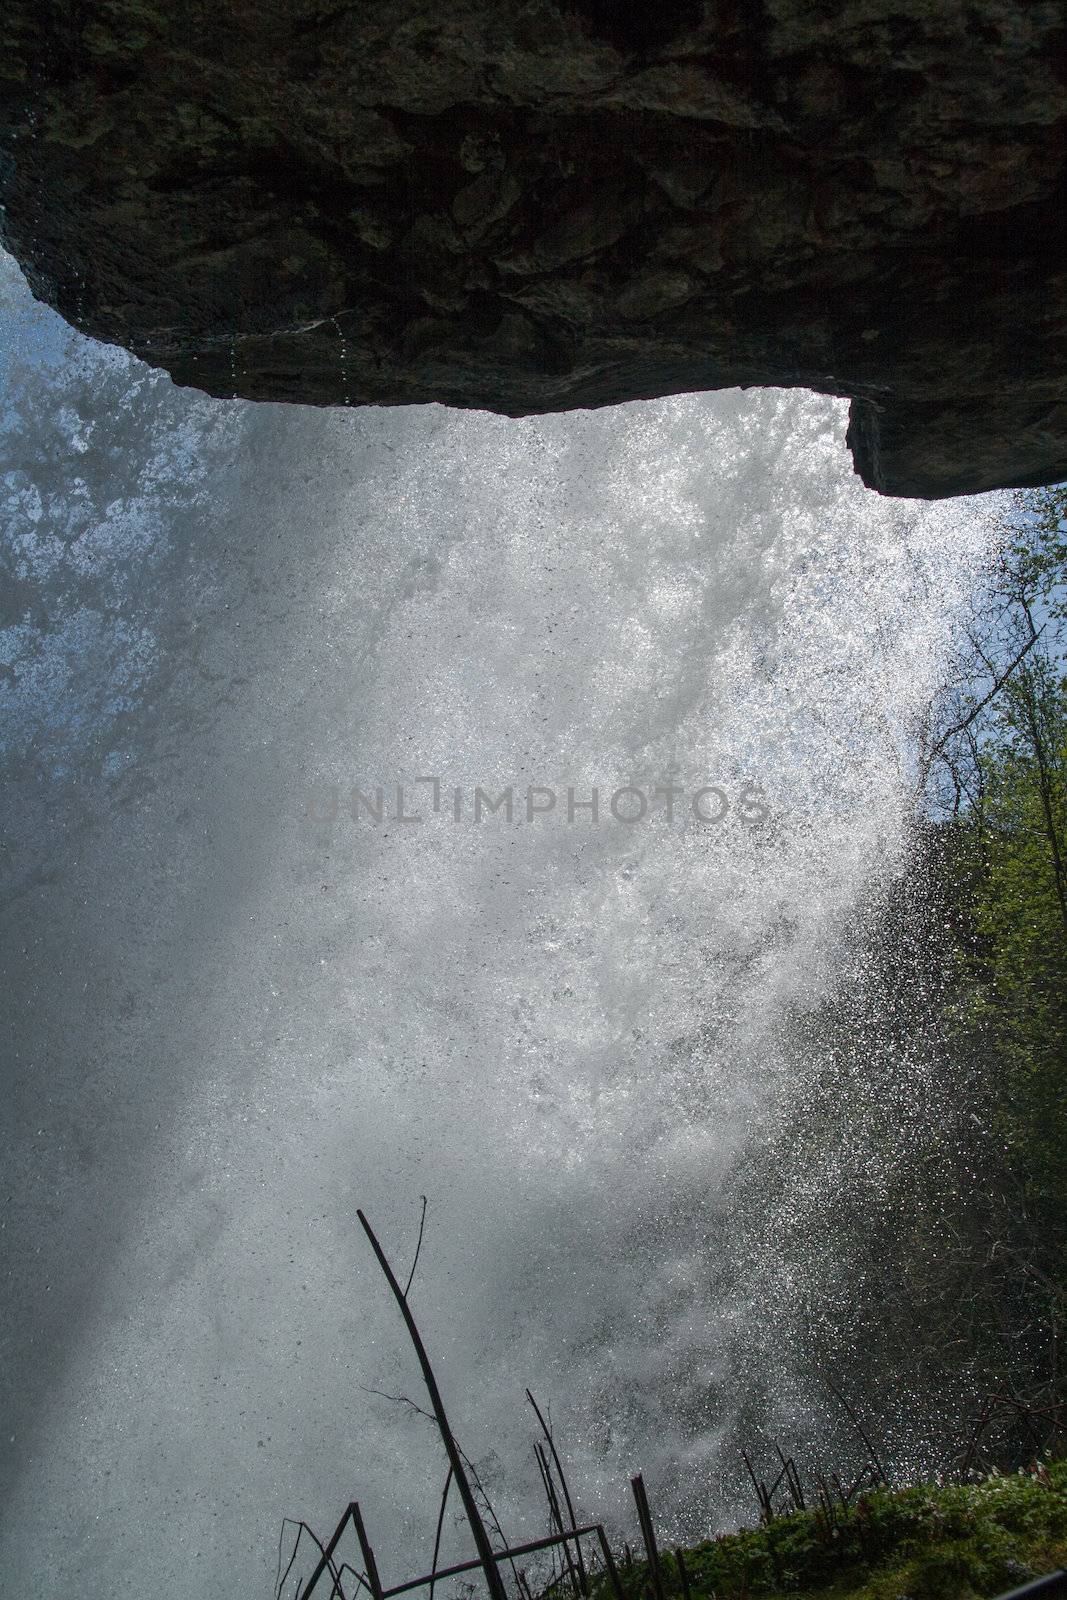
923;482;1067;1382
587;1465;1067;1600
962;655;1067;1202
705;482;1067;1501
1005;486;1067;633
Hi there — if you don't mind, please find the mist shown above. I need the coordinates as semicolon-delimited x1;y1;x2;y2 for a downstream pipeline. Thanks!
0;251;1002;1597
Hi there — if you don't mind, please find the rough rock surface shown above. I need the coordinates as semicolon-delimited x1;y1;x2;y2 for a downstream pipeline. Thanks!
1;1;1065;497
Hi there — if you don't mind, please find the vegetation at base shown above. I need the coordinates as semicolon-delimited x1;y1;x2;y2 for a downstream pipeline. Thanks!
591;1464;1067;1600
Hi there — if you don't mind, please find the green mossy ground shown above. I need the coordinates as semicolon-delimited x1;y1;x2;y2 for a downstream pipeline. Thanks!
592;1465;1067;1600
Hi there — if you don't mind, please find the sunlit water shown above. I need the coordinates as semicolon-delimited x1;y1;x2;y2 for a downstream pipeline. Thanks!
0;252;1003;1598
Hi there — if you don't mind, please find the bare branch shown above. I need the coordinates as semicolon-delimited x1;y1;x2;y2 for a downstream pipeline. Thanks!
405;1197;429;1299
357;1209;509;1600
918;623;1046;794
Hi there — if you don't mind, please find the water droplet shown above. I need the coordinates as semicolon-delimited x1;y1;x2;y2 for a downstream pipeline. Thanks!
332;315;350;407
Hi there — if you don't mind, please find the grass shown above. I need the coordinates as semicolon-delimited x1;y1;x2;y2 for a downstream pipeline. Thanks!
589;1462;1067;1600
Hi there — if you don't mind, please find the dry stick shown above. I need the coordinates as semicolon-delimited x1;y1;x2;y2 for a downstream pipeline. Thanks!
764;1463;790;1514
533;1444;562;1591
428;1467;453;1600
357;1210;509;1600
280;1521;337;1600
460;1445;524;1597
537;1444;581;1598
837;1469;872;1510
999;1387;1061;1450
361;1385;434;1420
630;1475;665;1600
296;1505;371;1600
596;1527;626;1600
533;1444;555;1522
337;1566;371;1599
328;1564;369;1600
404;1196;429;1298
811;1475;836;1548
675;1549;693;1600
364;1381;521;1586
362;1373;516;1579
741;1453;773;1523
382;1524;605;1599
279;1518;317;1599
294;1510;358;1600
541;1473;563;1597
770;1447;790;1512
960;1396;994;1481
358;1388;508;1587
824;1377;888;1487
360;1376;511;1552
352;1503;385;1600
772;1446;805;1513
321;1564;363;1600
526;1390;590;1595
832;1472;853;1510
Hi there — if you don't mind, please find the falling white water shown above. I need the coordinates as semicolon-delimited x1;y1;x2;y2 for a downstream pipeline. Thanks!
0;250;1003;1599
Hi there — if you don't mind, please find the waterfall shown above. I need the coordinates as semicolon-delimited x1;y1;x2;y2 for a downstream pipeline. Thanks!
0;249;1003;1597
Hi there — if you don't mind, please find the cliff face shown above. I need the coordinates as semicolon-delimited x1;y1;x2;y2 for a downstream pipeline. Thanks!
1;1;1065;497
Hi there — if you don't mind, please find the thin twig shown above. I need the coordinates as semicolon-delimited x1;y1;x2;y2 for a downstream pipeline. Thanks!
741;1452;773;1523
631;1475;664;1600
460;1448;522;1593
537;1444;580;1597
357;1209;509;1600
405;1197;429;1299
825;1377;889;1486
360;1386;435;1422
526;1390;589;1594
428;1467;453;1600
918;624;1044;791
675;1549;693;1600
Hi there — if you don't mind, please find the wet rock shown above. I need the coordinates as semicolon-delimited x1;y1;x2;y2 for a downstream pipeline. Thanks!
1;0;1065;496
